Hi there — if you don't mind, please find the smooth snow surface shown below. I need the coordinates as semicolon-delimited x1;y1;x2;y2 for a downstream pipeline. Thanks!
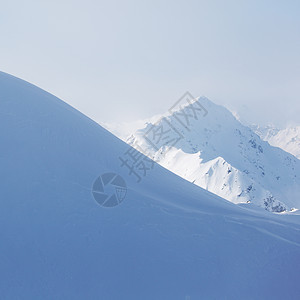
1;72;300;299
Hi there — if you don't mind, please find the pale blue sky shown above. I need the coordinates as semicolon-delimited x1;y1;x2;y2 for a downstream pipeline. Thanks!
1;0;299;127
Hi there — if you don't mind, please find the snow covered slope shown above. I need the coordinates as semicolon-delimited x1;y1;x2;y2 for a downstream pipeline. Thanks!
128;97;300;212
251;124;300;159
1;72;300;299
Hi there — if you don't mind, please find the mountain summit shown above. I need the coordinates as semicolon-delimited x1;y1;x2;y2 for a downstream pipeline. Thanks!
128;96;300;212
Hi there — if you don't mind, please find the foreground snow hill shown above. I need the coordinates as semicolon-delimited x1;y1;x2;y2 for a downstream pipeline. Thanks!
0;72;300;299
127;97;300;212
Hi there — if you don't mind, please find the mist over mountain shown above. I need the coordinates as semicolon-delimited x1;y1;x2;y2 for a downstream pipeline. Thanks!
251;124;300;159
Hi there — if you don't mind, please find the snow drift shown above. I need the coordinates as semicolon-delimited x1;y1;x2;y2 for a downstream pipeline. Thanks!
0;72;300;299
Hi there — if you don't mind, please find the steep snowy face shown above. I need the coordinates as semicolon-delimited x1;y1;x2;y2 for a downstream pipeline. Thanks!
251;124;300;159
128;97;300;212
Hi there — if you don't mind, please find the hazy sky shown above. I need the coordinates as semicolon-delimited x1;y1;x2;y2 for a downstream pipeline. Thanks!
1;0;299;127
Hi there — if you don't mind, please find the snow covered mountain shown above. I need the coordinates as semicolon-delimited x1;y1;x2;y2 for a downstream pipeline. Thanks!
1;72;300;299
251;124;300;159
127;96;300;212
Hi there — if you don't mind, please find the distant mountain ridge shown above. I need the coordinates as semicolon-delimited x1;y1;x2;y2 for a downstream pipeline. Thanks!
251;124;300;159
125;96;300;212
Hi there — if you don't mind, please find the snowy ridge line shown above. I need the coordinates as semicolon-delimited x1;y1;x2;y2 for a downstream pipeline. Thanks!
122;96;300;212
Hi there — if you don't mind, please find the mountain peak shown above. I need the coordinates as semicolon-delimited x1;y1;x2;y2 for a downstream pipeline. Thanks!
126;95;300;212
